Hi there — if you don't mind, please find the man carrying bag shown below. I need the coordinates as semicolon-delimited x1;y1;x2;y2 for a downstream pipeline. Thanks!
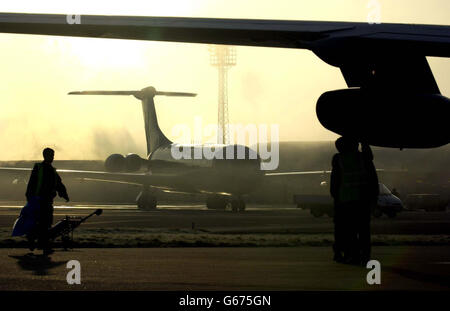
13;148;70;255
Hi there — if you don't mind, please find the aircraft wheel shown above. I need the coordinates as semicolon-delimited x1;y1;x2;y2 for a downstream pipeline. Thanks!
231;199;245;213
137;192;157;210
147;196;157;209
238;200;246;212
206;196;228;210
310;208;324;218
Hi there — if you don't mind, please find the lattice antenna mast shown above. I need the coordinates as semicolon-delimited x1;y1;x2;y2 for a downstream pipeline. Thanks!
209;45;236;144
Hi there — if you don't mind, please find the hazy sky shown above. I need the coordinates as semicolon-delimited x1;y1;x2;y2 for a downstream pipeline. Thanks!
0;0;449;160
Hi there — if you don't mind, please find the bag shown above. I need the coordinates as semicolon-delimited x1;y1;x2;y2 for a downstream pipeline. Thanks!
11;197;41;237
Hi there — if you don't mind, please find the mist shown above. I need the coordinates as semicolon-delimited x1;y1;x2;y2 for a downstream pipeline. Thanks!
0;1;449;160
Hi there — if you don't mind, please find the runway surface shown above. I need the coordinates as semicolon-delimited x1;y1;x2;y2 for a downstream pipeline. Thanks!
1;247;449;290
0;202;449;291
0;202;449;234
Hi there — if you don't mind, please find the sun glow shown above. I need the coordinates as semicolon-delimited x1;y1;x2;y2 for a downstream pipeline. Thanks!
0;0;449;160
48;37;151;69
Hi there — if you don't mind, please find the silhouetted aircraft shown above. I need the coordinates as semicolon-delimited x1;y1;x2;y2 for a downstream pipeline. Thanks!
1;85;327;211
0;13;449;148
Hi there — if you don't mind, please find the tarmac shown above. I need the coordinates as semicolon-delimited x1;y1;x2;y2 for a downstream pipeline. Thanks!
0;246;449;290
0;203;449;291
1;202;449;234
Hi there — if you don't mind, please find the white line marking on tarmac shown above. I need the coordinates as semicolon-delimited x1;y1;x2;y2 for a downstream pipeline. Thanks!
0;204;299;211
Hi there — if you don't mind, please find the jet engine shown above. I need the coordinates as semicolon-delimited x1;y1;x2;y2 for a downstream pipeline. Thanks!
316;88;449;148
104;154;126;172
105;153;147;172
124;153;146;172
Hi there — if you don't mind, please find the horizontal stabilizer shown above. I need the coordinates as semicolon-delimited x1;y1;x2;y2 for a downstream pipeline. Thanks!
68;86;193;155
68;87;196;98
68;91;139;96
155;91;196;97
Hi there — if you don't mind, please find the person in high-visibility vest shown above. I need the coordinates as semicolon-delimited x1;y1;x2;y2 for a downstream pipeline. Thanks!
25;147;69;255
330;137;378;265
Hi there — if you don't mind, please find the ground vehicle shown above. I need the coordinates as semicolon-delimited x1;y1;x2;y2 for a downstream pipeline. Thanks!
372;184;403;218
405;194;448;212
293;183;403;218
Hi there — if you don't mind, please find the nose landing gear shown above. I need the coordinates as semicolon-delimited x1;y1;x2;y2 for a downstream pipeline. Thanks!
136;187;157;210
230;197;246;213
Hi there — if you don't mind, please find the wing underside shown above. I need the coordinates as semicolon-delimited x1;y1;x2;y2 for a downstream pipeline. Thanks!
2;12;449;91
0;13;449;56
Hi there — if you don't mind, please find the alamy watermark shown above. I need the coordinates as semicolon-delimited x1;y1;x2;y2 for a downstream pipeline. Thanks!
170;117;280;170
366;260;381;285
66;15;81;25
367;0;382;24
66;260;81;285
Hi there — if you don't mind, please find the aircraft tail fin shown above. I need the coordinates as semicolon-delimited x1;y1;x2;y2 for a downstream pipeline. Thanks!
69;86;196;156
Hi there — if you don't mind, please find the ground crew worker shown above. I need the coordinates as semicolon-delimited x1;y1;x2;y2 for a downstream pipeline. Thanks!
359;142;379;263
26;148;69;255
330;137;354;263
330;137;378;265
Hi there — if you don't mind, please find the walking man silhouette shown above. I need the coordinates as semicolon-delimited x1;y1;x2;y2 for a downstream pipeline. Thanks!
26;148;69;255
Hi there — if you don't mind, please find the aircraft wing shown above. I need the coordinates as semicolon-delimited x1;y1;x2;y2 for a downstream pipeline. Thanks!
265;170;331;177
2;13;449;148
0;166;214;194
1;12;449;62
265;168;405;177
0;167;152;186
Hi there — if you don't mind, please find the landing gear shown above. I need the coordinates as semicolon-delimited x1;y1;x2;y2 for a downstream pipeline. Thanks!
206;196;228;210
136;188;157;210
311;208;324;218
230;198;246;213
206;196;245;212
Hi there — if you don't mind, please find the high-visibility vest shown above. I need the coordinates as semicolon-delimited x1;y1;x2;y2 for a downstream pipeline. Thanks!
337;152;369;203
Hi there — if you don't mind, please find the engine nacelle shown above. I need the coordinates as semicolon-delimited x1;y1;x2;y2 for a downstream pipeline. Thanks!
125;153;145;172
316;88;449;148
104;154;126;172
